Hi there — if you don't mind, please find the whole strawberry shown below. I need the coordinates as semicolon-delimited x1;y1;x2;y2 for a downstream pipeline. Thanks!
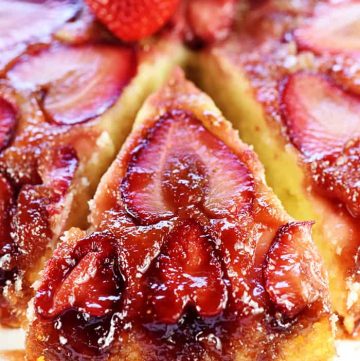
85;0;180;42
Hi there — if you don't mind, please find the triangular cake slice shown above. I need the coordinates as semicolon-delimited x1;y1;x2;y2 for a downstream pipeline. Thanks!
0;1;187;327
26;70;334;361
196;0;360;335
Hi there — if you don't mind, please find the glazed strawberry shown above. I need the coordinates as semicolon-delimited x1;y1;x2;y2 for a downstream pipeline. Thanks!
85;0;180;42
13;185;52;268
0;174;13;249
122;111;254;224
10;146;78;269
7;44;136;125
187;0;236;44
281;72;360;157
38;146;78;214
0;174;15;288
264;222;327;319
295;2;360;56
150;222;227;323
0;97;16;151
310;139;360;218
0;0;79;71
35;232;122;318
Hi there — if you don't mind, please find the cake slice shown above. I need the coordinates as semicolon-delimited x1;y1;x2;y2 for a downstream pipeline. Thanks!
26;70;334;361
195;0;360;335
0;2;187;327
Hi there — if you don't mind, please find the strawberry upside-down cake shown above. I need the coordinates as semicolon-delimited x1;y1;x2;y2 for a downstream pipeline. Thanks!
196;0;360;335
27;70;334;361
0;0;357;359
0;0;186;327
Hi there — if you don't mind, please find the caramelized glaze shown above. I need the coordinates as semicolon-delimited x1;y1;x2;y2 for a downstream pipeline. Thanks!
31;110;329;360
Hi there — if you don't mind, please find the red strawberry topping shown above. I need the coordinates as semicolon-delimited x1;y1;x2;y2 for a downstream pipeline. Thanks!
295;2;360;56
85;0;180;42
30;108;329;359
0;0;80;71
35;232;122;318
281;72;360;157
0;97;17;151
13;185;53;268
7;44;136;125
150;221;227;323
264;222;327;318
38;146;79;215
122;110;254;224
9;146;78;272
281;72;360;218
310;138;360;218
0;174;13;251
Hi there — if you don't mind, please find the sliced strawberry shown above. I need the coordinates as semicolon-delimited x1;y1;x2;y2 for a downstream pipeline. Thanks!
121;110;254;224
7;44;136;125
38;146;78;213
310;138;360;218
210;214;255;308
14;185;52;267
35;232;123;318
264;222;327;319
51;251;121;317
0;0;79;70
0;174;13;249
281;72;360;157
295;2;360;56
0;97;17;151
186;0;236;45
85;0;180;42
150;222;227;323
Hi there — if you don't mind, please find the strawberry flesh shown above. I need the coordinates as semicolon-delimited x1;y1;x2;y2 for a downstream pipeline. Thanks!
35;232;122;318
85;0;180;42
281;72;360;157
38;146;78;216
0;0;79;71
0;97;17;151
13;185;52;268
122;110;254;224
310;138;360;218
295;2;360;56
264;222;327;318
7;45;136;125
10;146;78;271
0;174;15;287
150;221;227;323
0;174;13;251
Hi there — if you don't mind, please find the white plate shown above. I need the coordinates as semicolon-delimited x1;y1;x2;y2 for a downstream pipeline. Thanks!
0;328;360;360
